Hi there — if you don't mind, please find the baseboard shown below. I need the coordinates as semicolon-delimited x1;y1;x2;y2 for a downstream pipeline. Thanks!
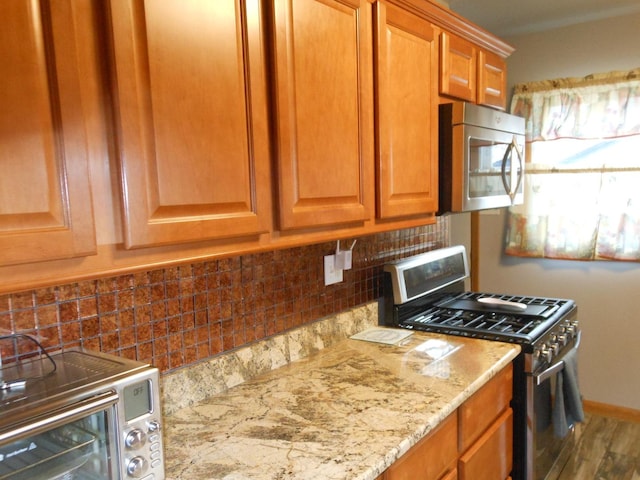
583;399;640;423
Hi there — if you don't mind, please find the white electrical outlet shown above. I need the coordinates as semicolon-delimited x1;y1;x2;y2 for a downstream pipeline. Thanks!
324;254;343;286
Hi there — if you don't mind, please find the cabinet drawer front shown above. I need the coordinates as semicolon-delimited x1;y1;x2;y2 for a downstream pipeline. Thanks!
459;408;513;480
385;413;457;480
459;363;512;452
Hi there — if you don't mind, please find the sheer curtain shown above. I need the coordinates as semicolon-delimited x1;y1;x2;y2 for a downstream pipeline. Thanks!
504;68;640;261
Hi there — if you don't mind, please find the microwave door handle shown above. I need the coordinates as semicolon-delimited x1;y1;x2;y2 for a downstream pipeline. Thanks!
501;136;524;203
512;139;524;200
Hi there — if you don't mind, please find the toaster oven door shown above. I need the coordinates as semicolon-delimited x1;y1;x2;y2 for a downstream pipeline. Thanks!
0;392;120;480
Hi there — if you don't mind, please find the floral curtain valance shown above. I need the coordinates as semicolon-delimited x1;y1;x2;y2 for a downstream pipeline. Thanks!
511;68;640;142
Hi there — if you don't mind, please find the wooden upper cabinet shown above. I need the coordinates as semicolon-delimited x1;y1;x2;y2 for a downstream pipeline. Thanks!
375;1;439;219
0;1;96;266
439;30;477;102
439;31;508;110
271;0;375;230
477;50;507;110
106;0;272;249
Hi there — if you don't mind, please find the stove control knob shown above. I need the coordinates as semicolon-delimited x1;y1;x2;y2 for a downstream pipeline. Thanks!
539;346;553;363
557;334;567;345
549;342;560;355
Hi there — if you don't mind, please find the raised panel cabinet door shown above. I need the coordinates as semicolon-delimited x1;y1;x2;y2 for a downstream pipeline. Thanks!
459;363;513;452
384;413;458;480
477;50;507;110
376;1;439;219
272;0;375;230
458;408;513;480
0;0;96;265
439;31;477;102
107;0;271;248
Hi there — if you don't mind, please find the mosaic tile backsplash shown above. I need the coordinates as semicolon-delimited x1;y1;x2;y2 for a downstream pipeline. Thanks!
0;222;448;373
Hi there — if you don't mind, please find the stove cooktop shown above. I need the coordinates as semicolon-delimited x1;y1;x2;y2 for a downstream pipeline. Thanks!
396;291;575;344
382;246;576;346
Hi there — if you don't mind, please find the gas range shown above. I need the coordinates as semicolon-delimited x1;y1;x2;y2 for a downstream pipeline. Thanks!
381;246;581;480
381;246;578;372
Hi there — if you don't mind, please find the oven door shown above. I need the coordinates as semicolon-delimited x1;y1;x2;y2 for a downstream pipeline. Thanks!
530;332;582;480
0;391;120;480
453;123;525;212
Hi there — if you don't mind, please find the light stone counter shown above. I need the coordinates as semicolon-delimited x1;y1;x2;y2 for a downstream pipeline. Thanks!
162;303;520;480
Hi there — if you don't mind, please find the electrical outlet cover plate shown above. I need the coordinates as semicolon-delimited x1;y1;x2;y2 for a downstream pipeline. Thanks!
324;254;343;285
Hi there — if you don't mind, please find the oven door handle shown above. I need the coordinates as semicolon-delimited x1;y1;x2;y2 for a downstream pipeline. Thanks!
534;331;581;386
0;390;119;444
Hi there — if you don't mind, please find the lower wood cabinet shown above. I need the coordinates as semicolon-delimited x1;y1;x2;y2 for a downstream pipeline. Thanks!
459;408;513;480
384;413;457;480
380;364;513;480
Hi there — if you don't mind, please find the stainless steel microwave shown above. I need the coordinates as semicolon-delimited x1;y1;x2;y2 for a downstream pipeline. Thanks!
0;345;164;480
438;101;525;214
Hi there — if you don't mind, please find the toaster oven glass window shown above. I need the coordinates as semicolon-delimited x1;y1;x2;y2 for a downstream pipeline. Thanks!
0;410;115;480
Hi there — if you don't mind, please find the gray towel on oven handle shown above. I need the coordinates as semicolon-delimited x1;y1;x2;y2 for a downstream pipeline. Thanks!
552;347;584;438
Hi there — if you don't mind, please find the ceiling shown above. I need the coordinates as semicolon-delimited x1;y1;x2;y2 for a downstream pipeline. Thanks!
447;0;640;37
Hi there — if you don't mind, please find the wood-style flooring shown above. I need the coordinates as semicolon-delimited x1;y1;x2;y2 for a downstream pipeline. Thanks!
548;413;640;479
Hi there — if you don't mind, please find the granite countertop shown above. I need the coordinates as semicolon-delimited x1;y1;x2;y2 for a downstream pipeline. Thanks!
163;326;520;480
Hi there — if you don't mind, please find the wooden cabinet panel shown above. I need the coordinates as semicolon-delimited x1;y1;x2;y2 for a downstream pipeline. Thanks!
0;0;96;265
272;0;374;230
439;31;476;102
384;413;457;480
459;408;513;480
477;50;507;110
440;468;457;480
375;1;439;219
107;0;271;248
459;363;513;452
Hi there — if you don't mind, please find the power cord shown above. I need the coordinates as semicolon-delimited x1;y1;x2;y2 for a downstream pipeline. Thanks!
0;334;57;393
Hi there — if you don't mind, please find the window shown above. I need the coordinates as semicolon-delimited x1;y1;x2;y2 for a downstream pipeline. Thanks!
504;68;640;261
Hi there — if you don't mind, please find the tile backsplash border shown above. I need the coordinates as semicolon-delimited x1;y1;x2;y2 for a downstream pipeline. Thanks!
0;221;448;374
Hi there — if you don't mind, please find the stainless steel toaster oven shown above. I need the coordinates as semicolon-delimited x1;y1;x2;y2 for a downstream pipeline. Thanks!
0;339;164;480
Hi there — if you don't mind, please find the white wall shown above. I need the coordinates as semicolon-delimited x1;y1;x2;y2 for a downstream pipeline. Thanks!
452;12;640;411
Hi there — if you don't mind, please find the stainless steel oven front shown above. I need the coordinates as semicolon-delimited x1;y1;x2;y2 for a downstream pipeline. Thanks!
523;326;582;480
0;345;164;480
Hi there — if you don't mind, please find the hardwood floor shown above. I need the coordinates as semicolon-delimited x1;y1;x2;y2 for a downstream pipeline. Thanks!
548;413;640;479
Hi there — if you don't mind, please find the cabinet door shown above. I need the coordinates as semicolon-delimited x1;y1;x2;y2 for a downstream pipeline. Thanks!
375;2;439;219
439;31;476;102
477;50;507;110
459;363;512;452
0;1;96;265
272;0;374;230
384;413;457;480
107;0;271;248
459;408;513;480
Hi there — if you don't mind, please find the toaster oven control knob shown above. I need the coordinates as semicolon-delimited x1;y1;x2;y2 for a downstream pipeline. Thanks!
147;420;160;433
125;429;146;449
126;456;148;478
